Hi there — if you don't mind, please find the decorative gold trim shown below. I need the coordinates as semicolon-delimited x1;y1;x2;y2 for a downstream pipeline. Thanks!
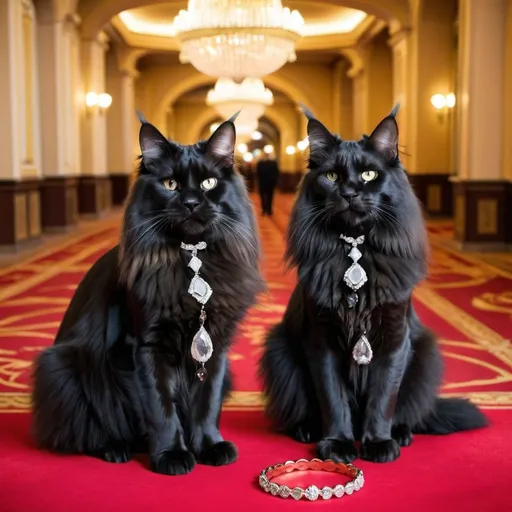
3;390;512;413
477;199;498;235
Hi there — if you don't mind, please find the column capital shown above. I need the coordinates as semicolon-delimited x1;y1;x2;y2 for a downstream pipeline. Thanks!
116;47;146;81
339;48;365;79
387;28;411;48
121;69;140;80
64;12;81;30
83;31;110;51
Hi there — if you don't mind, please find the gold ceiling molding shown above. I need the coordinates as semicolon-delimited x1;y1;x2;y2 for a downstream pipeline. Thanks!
111;15;378;53
79;0;411;41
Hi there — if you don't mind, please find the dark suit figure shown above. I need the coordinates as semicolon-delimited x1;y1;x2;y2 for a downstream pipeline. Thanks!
256;156;280;216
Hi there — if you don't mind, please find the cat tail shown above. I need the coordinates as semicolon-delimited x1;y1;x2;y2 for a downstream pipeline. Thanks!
259;323;310;431
413;397;488;435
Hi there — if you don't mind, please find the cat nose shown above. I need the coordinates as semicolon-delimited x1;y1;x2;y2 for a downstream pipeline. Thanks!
341;193;359;202
183;198;200;212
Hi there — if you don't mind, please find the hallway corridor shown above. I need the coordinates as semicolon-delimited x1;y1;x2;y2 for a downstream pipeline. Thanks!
0;195;511;511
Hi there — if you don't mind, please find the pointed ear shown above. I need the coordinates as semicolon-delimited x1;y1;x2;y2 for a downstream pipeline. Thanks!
139;122;168;164
367;105;399;161
307;117;336;156
206;121;236;165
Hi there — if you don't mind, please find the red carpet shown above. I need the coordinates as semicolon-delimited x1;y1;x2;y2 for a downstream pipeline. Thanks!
1;195;511;511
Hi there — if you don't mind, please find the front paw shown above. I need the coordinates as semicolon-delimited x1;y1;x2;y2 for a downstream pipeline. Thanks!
151;449;196;475
317;438;357;463
93;444;131;463
392;424;413;447
360;439;400;463
288;420;321;444
197;441;238;466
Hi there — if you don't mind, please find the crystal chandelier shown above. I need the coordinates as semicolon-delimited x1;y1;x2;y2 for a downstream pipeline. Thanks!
173;0;304;81
207;78;273;126
235;119;259;144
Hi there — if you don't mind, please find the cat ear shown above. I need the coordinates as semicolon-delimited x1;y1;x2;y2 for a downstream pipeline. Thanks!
367;104;400;161
206;121;236;165
307;117;336;155
139;122;168;164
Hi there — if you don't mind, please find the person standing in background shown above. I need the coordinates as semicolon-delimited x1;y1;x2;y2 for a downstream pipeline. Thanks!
256;154;280;216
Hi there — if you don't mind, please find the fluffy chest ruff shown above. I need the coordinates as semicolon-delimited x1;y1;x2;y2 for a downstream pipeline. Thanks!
121;243;263;357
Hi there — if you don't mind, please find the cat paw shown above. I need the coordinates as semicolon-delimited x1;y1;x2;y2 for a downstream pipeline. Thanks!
151;449;196;476
288;421;321;444
316;438;358;463
197;441;238;466
392;424;413;447
360;439;400;463
93;444;131;463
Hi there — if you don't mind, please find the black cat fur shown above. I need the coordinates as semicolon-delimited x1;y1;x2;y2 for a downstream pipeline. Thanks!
32;118;264;475
259;106;487;463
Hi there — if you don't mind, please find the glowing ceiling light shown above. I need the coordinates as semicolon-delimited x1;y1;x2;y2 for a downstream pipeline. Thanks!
207;78;273;125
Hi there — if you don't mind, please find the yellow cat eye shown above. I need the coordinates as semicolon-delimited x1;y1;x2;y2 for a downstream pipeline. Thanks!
201;178;218;191
163;179;178;191
326;172;338;182
361;170;378;182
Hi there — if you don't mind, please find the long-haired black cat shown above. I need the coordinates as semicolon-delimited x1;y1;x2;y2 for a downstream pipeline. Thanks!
32;117;263;475
260;106;487;463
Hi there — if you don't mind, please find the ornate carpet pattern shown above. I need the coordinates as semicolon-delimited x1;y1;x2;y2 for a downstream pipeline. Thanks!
0;195;511;511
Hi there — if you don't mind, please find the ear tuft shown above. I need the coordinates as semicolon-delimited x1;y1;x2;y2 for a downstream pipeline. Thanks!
307;117;336;156
139;123;168;163
206;121;236;165
367;109;399;162
136;110;148;124
299;103;316;121
227;110;241;123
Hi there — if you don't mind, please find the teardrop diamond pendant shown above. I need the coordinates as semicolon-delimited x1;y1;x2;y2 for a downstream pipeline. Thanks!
181;241;214;381
352;333;373;365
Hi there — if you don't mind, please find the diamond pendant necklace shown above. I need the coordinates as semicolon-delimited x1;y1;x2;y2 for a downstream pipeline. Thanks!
339;234;373;365
181;241;213;381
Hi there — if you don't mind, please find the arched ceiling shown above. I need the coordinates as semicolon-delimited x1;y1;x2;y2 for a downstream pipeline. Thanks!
79;0;410;42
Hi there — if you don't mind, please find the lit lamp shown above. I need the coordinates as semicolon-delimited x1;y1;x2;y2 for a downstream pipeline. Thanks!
430;93;455;123
285;145;297;155
263;144;274;154
85;92;112;114
296;137;309;151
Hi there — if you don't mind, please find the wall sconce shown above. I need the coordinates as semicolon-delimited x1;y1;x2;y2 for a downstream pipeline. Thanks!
430;93;455;123
296;137;309;151
85;92;113;114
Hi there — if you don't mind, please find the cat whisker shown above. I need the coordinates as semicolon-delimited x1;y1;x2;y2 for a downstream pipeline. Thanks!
123;217;169;257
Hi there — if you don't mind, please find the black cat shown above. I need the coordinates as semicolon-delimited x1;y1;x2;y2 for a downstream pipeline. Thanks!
259;106;487;463
32;118;264;475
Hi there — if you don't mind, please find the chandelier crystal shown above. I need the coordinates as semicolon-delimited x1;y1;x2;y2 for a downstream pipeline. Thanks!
173;0;304;81
207;78;273;125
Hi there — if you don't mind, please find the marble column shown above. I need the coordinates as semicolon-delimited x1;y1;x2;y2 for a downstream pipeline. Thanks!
454;0;511;247
0;0;42;246
79;33;111;216
37;11;81;230
389;0;456;217
106;51;138;206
